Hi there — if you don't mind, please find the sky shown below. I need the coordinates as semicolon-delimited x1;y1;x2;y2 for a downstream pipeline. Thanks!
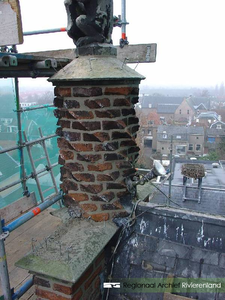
9;0;225;88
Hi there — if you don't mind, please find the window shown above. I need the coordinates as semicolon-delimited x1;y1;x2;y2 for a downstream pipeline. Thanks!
162;147;164;150
142;129;145;135
148;104;152;108
179;109;182;114
196;144;201;151
189;144;193;151
196;137;199;139
148;120;154;125
217;124;222;129
176;135;181;139
163;134;167;139
148;130;152;135
187;110;190;114
176;145;186;155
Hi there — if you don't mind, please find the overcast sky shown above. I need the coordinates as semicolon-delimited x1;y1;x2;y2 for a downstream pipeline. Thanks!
15;0;225;88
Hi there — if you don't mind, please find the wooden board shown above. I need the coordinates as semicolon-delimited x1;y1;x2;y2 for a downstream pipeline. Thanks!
25;43;157;64
0;209;62;297
0;0;23;46
0;192;37;224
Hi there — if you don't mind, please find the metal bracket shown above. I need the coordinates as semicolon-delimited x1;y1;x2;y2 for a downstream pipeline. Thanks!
0;231;9;240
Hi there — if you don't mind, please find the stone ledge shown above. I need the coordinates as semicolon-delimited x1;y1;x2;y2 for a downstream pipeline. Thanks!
16;217;118;283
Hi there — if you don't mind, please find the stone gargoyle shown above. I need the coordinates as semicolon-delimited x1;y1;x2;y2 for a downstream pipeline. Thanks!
64;0;113;47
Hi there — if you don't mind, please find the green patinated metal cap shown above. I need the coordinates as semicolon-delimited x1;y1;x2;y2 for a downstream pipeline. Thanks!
49;45;145;83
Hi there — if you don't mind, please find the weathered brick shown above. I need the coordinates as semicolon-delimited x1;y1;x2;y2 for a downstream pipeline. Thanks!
104;153;125;161
68;111;94;120
132;96;139;104
61;180;78;193
71;264;93;292
53;283;73;295
59;156;65;166
77;154;102;163
60;150;74;160
119;149;128;157
112;211;129;218
54;109;65;119
71;143;93;152
97;174;114;182
54;96;63;108
34;276;50;288
85;98;110;108
64;99;80;109
123;168;136;177
129;125;140;134
106;182;126;189
57;120;71;129
117;191;130;198
113;98;130;107
36;287;69;300
120;140;137;147
102;120;126;130
94;276;101;289
63;131;81;141
105;87;138;95
57;138;73;150
95;110;120;118
122;108;135;116
72;289;83;300
95;142;118;152
65;163;84;172
83;132;109;142
101;201;123;210
69;193;89;202
128;146;140;154
80;203;98;212
97;171;120;182
88;163;112;172
84;266;103;290
112;131;132;140
73;87;102;97
56;127;63;136
72;173;95;182
81;184;103;194
72;121;101;131
95;251;105;268
116;161;132;169
85;213;109;222
91;192;115;202
128;117;139;125
55;87;71;97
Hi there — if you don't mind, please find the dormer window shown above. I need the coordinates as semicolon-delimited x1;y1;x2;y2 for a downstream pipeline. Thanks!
217;124;222;129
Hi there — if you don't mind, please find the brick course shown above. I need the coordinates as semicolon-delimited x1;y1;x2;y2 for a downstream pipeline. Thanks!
54;83;140;221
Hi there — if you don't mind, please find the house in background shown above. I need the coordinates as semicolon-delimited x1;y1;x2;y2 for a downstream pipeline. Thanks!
156;125;204;158
205;127;225;154
174;96;210;125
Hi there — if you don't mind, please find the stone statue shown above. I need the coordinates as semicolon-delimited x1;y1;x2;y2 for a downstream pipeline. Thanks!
64;0;113;47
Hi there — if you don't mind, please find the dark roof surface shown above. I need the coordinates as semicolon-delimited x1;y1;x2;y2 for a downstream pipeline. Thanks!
157;104;179;114
141;96;184;108
157;125;204;141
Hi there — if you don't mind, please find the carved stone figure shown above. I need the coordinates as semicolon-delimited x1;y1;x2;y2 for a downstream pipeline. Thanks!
64;0;113;47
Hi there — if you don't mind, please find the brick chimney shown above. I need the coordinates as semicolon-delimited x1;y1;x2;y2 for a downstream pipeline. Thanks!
50;45;145;221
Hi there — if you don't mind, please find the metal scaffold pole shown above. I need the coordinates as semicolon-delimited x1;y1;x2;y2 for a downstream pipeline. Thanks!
168;135;173;206
15;77;27;195
0;219;11;300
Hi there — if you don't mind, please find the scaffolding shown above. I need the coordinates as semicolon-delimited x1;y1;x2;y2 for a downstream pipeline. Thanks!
0;39;68;298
